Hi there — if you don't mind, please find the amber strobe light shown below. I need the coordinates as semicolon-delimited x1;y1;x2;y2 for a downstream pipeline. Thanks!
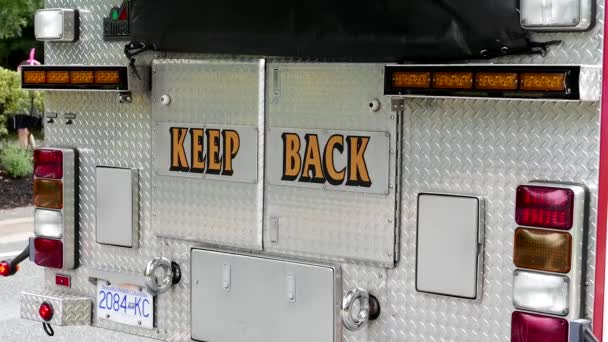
385;66;579;99
22;66;128;90
514;228;572;273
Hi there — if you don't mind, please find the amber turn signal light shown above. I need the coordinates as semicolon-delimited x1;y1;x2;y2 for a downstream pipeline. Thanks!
33;179;63;209
520;73;566;92
21;66;129;91
392;71;431;89
514;228;572;273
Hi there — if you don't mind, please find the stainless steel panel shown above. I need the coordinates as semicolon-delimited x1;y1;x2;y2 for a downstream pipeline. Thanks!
151;59;264;250
191;249;340;342
38;0;604;339
267;128;391;194
264;63;398;267
153;122;258;183
20;290;92;326
95;167;139;248
416;194;483;299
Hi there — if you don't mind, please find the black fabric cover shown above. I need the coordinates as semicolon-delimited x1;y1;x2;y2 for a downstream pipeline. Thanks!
130;0;533;62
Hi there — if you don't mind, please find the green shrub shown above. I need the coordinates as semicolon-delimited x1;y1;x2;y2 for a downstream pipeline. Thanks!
0;67;43;142
0;144;32;178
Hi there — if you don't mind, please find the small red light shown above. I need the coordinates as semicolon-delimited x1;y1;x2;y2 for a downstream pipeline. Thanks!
34;149;63;179
0;261;10;277
39;302;53;321
512;311;568;342
56;274;71;287
515;185;575;230
34;238;63;269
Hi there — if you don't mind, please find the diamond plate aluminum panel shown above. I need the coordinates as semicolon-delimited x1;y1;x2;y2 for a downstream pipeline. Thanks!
21;290;92;325
498;0;604;65
150;60;264;249
264;63;398;267
37;0;605;340
375;99;599;342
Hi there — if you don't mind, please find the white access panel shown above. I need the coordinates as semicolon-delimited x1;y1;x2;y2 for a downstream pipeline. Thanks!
96;167;139;248
191;249;339;342
416;193;484;299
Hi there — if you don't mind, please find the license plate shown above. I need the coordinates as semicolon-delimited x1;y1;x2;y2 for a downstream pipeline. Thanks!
96;281;154;329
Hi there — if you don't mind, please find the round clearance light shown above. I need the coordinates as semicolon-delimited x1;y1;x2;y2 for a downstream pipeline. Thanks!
0;261;11;277
144;257;181;295
39;302;53;321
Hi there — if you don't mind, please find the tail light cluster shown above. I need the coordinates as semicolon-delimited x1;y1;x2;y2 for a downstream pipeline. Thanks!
33;148;77;270
511;183;586;342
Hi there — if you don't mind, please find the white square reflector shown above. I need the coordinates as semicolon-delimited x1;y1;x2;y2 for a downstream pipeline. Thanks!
34;208;64;239
513;270;570;316
520;0;593;31
416;193;483;299
35;9;78;41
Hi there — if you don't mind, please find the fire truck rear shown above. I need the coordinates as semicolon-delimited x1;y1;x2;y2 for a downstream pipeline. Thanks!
3;0;608;341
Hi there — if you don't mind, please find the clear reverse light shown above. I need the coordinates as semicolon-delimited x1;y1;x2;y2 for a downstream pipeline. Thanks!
34;209;63;239
34;9;78;42
520;0;593;31
513;270;570;316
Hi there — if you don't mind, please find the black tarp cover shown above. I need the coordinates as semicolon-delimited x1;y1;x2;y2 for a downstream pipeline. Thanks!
130;0;536;61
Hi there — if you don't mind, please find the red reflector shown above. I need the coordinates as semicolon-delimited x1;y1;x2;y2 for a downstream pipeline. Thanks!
34;238;63;269
511;311;568;342
39;302;53;321
56;274;71;287
34;149;63;179
0;261;10;277
515;185;575;230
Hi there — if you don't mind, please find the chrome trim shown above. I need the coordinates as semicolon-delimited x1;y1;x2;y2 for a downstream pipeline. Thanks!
341;287;370;331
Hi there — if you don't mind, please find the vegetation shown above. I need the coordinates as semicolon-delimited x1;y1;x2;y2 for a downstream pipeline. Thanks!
0;0;43;68
0;143;33;178
0;67;43;142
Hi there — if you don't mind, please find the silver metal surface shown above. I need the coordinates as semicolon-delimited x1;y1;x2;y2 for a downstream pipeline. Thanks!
264;63;399;267
266;128;391;194
520;0;595;31
95;167;139;248
512;182;587;321
35;8;78;41
144;257;173;295
416;194;483;300
191;249;340;342
20;290;92;326
341;287;371;331
35;0;604;340
570;319;600;341
151;59;264;250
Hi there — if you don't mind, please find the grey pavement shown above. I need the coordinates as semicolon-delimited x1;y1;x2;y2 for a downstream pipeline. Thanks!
0;207;156;342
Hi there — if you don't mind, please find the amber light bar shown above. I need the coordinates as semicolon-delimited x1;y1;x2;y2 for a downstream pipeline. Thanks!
21;66;129;91
385;65;579;100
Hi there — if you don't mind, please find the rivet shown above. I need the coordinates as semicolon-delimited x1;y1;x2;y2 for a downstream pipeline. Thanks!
390;115;395;120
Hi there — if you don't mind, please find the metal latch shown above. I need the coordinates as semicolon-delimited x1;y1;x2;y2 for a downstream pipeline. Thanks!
570;319;599;342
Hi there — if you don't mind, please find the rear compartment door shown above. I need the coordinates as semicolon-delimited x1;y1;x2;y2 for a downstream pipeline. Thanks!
264;63;399;266
151;59;265;250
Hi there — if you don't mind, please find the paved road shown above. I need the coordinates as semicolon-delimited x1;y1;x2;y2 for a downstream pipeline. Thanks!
0;207;156;342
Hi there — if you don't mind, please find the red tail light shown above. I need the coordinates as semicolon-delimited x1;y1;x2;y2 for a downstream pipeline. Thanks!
511;311;568;342
515;185;575;230
34;149;63;179
34;238;63;269
39;302;53;321
0;261;10;277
